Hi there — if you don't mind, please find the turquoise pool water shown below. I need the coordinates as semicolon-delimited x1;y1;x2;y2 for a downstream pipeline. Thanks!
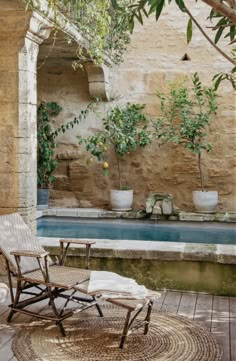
37;217;236;245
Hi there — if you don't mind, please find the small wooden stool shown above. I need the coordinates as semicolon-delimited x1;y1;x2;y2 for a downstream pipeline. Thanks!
106;297;155;349
74;280;157;348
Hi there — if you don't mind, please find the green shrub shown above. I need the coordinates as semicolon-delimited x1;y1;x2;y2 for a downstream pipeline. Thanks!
78;103;152;189
153;72;218;191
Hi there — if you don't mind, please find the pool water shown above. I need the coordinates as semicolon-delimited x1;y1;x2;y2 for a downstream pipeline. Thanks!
37;217;236;245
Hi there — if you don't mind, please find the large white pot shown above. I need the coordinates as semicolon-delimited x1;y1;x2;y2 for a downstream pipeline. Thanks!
192;191;218;213
110;189;133;211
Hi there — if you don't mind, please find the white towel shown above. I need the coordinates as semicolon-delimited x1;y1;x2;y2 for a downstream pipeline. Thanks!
88;271;150;300
0;283;9;303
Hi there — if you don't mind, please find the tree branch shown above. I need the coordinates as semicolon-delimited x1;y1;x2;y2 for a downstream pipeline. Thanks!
206;23;233;29
185;6;236;66
201;0;236;24
227;0;236;9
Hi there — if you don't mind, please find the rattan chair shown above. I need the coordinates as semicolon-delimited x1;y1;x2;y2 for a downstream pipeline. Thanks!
0;213;155;348
0;213;103;337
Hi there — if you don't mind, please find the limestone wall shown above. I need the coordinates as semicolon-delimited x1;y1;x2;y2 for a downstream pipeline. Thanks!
38;1;236;212
0;1;32;219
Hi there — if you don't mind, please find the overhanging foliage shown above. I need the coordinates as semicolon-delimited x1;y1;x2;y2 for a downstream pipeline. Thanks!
25;0;134;66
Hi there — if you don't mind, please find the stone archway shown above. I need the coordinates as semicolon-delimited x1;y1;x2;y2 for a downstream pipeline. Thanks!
0;1;52;230
0;1;112;229
18;12;52;229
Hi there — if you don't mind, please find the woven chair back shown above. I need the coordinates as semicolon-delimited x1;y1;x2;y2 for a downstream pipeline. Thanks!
0;213;52;274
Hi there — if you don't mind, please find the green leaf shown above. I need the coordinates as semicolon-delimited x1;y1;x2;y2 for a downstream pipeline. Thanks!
229;26;236;42
103;169;109;177
187;18;192;45
128;16;135;33
213;74;223;90
134;10;143;25
208;8;215;20
142;7;149;18
214;27;224;44
175;0;186;12
155;0;165;21
149;0;159;14
229;77;236;89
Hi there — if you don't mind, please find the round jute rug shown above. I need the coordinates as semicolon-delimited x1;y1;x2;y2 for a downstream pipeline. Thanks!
12;306;222;361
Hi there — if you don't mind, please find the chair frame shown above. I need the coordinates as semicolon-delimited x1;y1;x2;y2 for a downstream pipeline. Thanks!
0;212;155;349
4;239;103;337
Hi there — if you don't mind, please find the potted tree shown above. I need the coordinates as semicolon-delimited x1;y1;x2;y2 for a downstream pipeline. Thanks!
37;101;92;209
37;102;62;209
153;73;218;213
78;103;152;211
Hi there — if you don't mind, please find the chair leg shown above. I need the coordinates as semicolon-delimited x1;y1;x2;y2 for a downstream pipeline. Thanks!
119;310;132;349
48;287;66;337
144;300;153;335
5;259;14;304
7;308;16;322
93;297;104;317
7;280;22;322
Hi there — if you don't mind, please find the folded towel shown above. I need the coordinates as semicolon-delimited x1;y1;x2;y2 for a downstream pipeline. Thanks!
88;271;151;300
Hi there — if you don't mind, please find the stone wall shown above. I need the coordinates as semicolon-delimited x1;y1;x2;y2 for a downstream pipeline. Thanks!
0;1;32;220
38;1;236;212
0;1;56;229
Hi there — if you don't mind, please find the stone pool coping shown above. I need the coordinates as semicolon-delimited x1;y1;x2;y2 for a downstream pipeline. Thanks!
37;207;236;222
37;207;236;265
38;237;236;265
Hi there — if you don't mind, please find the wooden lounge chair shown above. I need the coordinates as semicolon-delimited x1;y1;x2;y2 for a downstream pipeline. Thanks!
0;213;103;335
0;213;154;348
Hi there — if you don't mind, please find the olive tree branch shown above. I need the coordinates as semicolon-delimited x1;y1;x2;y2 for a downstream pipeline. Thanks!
201;0;236;23
185;6;236;66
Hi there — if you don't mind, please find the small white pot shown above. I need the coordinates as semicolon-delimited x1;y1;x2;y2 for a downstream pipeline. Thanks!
110;189;133;211
192;191;218;213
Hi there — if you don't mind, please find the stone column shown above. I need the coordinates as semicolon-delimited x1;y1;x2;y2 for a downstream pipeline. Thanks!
18;12;52;229
0;1;30;221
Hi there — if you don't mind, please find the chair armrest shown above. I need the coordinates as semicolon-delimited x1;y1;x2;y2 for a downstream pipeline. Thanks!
10;250;50;282
59;239;95;269
10;250;49;258
59;239;96;246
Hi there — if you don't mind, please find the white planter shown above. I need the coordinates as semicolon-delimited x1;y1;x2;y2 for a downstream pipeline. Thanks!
110;189;133;211
192;191;218;213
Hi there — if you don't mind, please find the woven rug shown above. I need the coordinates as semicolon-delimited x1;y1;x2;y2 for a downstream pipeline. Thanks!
12;305;222;361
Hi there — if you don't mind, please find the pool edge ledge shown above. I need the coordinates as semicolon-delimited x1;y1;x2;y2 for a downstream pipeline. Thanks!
39;237;236;297
38;237;236;264
38;208;236;223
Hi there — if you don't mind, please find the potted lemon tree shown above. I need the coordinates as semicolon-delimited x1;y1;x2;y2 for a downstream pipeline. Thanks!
78;103;152;210
153;73;218;212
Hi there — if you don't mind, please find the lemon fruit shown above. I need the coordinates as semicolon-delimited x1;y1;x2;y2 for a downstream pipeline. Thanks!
86;157;93;165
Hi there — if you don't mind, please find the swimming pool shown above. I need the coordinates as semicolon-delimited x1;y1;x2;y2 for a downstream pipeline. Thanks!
37;217;236;245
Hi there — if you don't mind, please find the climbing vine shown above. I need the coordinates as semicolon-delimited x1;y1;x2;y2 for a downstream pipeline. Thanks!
24;0;133;66
37;101;93;188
